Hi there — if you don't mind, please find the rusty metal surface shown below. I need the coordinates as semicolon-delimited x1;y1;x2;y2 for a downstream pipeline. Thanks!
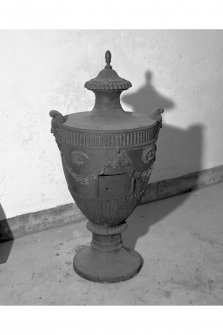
49;51;163;282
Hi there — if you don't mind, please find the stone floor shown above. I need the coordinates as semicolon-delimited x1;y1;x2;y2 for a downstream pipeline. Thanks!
0;183;223;305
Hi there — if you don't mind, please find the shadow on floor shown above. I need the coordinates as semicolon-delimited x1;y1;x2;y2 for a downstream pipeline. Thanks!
121;69;203;249
0;204;14;264
123;193;189;249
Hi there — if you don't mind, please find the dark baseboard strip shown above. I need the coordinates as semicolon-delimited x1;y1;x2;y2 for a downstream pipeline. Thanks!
0;204;85;243
1;165;223;242
141;164;223;204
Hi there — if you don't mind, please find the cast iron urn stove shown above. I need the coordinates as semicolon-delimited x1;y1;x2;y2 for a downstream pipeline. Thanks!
50;51;163;283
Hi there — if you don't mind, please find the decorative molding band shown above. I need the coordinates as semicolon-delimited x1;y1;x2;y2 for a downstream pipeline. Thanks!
1;164;223;243
84;79;132;91
59;125;158;149
87;221;128;236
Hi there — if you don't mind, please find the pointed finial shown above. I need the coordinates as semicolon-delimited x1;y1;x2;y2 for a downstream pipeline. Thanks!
105;50;112;69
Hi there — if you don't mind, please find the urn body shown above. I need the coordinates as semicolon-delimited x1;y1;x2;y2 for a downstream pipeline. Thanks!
55;121;161;227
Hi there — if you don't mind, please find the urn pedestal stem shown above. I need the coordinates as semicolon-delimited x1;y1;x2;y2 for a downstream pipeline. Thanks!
73;221;143;283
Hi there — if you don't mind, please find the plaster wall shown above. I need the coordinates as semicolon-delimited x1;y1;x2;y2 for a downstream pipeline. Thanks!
1;30;223;219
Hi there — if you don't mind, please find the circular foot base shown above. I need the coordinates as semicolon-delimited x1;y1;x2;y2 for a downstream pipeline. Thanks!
73;246;143;283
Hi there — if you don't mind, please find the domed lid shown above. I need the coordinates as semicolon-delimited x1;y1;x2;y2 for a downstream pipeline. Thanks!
84;50;132;92
62;51;162;131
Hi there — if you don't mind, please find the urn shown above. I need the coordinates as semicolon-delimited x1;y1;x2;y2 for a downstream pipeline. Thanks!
50;51;163;282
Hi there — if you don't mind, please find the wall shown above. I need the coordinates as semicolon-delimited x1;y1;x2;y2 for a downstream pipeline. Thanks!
1;30;223;219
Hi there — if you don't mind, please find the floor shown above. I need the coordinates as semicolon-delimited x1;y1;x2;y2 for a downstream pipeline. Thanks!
0;183;223;305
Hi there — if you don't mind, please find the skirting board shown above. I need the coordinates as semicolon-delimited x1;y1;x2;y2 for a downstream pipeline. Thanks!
1;165;223;242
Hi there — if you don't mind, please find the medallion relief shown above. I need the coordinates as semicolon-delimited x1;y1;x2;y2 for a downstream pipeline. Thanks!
71;151;89;167
141;144;156;164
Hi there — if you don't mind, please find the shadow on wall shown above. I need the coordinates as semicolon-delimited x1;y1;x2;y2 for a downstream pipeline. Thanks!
0;204;14;264
123;70;175;114
122;70;203;249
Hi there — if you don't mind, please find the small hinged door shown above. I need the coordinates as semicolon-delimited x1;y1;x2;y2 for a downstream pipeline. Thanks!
98;174;130;199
